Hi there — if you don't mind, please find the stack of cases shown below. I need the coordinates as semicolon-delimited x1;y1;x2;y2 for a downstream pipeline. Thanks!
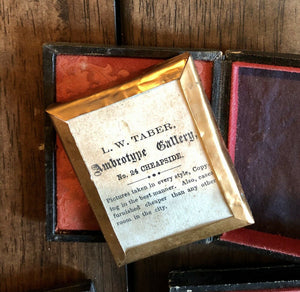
169;265;300;291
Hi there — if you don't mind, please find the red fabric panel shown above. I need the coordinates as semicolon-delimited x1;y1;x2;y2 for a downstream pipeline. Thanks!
221;228;300;258
55;55;213;231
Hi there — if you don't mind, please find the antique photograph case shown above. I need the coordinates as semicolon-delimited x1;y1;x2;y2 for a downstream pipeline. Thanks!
214;51;300;259
44;44;223;243
169;265;300;292
46;50;253;266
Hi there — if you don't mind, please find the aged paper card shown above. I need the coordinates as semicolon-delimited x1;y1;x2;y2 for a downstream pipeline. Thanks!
68;80;232;250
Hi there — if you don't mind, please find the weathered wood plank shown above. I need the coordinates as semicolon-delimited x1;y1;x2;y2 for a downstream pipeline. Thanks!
120;1;299;291
120;0;299;54
0;1;126;291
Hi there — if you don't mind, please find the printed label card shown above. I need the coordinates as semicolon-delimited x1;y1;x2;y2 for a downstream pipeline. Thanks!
47;53;254;266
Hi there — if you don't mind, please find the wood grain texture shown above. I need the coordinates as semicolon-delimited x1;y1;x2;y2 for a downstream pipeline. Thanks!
120;0;300;54
119;1;300;291
0;1;126;291
1;0;299;291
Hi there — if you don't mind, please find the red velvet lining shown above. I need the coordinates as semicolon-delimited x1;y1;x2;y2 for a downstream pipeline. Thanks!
221;228;300;258
224;61;300;257
55;55;213;231
228;63;240;162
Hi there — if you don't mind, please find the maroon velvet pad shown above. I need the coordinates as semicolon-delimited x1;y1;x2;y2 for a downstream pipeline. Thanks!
55;55;213;231
222;62;300;257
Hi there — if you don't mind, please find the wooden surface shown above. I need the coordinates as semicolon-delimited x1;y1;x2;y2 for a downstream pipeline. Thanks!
120;0;299;53
0;0;299;291
0;1;126;292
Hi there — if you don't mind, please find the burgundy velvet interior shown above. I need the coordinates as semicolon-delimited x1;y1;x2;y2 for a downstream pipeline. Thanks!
55;55;214;231
222;61;300;257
